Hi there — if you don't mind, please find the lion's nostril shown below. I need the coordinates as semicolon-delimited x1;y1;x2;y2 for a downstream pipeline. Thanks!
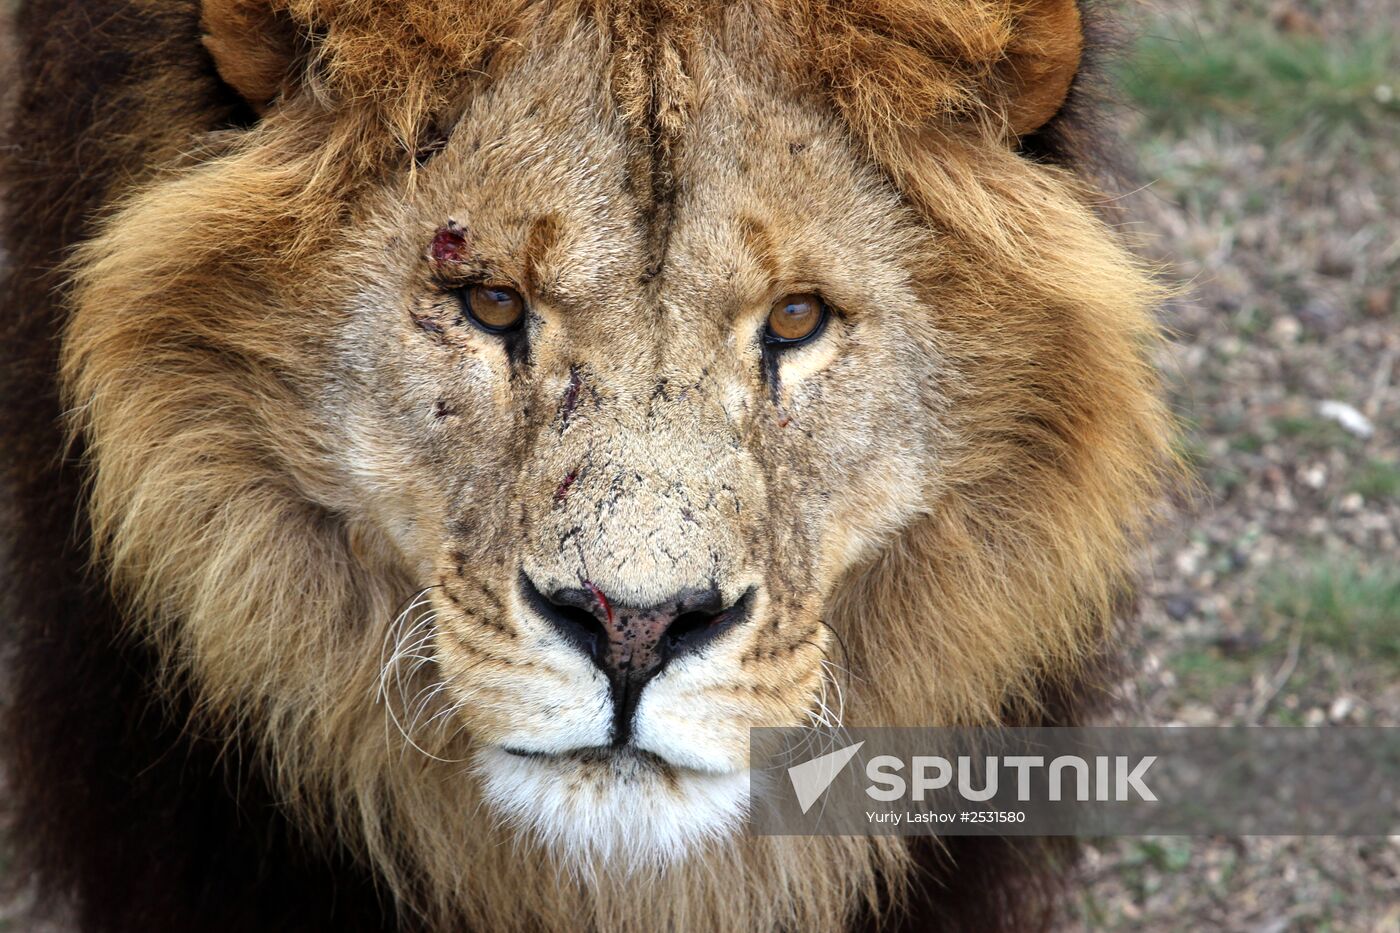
663;607;729;654
519;572;608;666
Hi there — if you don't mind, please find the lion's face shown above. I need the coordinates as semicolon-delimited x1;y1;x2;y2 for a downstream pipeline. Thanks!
333;28;938;859
63;1;1171;926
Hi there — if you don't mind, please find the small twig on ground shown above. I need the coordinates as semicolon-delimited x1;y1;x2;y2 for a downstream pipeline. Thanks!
1364;348;1394;419
1246;625;1303;725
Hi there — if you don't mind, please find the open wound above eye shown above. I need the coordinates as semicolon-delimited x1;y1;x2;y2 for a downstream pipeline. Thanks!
764;293;827;345
430;223;471;264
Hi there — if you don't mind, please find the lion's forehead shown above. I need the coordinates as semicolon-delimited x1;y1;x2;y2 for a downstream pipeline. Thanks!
382;19;915;340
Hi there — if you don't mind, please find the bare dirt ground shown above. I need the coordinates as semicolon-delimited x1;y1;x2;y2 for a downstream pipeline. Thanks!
1;0;1397;930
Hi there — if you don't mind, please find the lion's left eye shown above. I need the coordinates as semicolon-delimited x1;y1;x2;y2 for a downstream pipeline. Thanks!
462;284;525;332
764;293;827;346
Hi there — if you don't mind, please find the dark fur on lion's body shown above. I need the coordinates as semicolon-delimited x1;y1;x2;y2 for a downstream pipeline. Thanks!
2;2;1117;930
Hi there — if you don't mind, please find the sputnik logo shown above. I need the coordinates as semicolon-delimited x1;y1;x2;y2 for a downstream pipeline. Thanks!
787;742;864;814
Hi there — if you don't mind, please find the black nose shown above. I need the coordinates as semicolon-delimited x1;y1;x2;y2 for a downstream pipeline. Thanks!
519;573;753;742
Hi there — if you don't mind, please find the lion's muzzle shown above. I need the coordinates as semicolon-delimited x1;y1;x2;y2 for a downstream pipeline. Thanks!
520;573;754;742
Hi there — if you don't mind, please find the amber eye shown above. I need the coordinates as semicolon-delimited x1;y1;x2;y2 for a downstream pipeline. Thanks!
463;284;525;332
764;292;827;346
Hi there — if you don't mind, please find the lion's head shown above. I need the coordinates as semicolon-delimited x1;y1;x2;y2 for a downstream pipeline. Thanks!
60;1;1169;929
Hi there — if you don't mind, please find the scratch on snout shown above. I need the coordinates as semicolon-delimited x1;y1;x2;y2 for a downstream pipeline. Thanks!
560;366;583;426
583;580;614;627
553;468;578;504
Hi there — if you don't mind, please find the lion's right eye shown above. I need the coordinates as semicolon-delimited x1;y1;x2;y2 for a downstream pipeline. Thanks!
764;293;827;346
461;284;526;332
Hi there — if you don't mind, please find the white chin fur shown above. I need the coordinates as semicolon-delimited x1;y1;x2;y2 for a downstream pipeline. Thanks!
474;746;749;874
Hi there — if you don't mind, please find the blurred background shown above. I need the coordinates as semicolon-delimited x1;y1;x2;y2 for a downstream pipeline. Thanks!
1;0;1397;929
1080;0;1400;927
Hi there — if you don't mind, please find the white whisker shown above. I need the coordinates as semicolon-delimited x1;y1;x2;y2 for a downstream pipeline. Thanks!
377;590;469;764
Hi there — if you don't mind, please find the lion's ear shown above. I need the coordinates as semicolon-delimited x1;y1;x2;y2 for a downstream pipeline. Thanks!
999;0;1083;138
201;0;300;113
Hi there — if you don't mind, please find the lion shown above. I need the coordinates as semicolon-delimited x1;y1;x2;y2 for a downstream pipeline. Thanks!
0;1;1170;931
